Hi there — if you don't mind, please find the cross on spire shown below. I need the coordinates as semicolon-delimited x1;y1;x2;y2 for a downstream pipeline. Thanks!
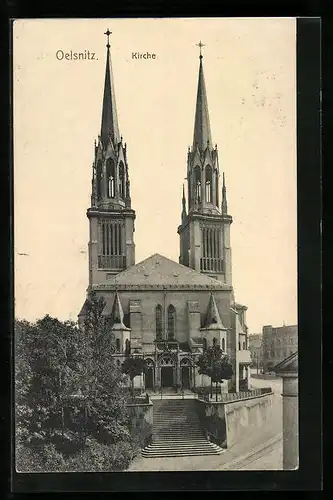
196;40;205;59
104;28;112;48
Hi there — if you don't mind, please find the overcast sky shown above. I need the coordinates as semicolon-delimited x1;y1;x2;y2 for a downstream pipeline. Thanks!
14;18;297;333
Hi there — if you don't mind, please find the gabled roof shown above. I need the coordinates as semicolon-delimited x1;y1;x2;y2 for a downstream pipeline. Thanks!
99;253;231;290
78;298;88;317
272;351;298;374
201;293;227;330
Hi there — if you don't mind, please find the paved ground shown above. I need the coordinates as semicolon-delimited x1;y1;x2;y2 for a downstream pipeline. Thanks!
127;375;283;471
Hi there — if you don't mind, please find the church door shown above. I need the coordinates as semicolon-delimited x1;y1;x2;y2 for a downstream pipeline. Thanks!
181;366;190;389
145;368;154;390
161;366;174;388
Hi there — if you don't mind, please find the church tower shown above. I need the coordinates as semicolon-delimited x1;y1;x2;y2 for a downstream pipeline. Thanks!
178;43;232;284
87;31;136;287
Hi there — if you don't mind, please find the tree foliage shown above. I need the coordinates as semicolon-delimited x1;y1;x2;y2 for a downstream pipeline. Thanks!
121;356;145;398
15;291;135;471
196;343;233;401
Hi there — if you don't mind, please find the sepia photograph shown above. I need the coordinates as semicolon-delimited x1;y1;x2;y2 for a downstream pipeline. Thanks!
13;18;298;473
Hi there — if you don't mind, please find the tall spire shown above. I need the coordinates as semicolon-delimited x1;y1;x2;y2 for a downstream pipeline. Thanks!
222;172;228;214
182;184;186;213
100;29;120;148
193;41;212;151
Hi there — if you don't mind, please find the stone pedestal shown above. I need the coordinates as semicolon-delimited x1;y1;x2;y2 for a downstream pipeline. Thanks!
281;374;299;469
272;351;298;470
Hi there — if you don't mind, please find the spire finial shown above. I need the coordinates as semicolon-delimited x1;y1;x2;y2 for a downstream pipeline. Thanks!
196;40;205;59
104;28;112;49
222;172;228;214
182;183;187;216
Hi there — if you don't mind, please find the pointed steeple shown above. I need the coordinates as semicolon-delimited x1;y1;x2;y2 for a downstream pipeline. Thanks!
100;29;120;148
222;172;228;214
182;184;187;214
203;293;225;329
111;291;125;328
193;42;212;151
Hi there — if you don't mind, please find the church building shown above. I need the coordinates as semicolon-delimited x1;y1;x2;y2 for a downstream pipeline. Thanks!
78;33;252;393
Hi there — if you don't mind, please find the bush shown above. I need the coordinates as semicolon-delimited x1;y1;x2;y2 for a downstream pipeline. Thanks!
64;439;135;471
15;438;135;472
15;441;67;472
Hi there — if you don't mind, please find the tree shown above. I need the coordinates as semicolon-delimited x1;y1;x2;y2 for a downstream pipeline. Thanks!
15;316;79;448
121;356;145;400
15;292;134;470
196;343;233;401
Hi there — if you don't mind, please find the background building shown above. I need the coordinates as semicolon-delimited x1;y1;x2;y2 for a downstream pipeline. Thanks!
262;324;298;373
249;333;263;371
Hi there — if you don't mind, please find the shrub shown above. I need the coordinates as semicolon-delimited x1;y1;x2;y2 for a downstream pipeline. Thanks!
15;441;67;472
64;439;135;471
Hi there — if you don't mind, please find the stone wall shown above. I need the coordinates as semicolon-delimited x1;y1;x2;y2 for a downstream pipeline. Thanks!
127;402;153;449
224;393;273;447
196;393;274;448
94;288;232;348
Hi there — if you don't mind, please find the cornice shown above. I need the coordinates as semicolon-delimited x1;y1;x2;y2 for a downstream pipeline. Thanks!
93;283;233;292
87;207;136;219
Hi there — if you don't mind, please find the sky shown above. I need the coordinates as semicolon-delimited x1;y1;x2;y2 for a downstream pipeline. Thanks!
13;18;297;333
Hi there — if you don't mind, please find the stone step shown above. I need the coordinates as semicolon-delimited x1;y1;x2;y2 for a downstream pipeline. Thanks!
154;432;204;438
148;443;212;449
142;450;222;458
154;429;203;434
154;422;201;426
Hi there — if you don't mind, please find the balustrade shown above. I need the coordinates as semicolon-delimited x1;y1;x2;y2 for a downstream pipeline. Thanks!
200;257;224;272
98;255;126;269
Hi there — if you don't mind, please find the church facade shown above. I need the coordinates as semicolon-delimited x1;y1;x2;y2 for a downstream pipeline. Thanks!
79;34;252;393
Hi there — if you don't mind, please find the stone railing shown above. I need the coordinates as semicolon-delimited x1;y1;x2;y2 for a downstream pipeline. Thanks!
200;257;224;273
98;255;126;269
196;387;272;403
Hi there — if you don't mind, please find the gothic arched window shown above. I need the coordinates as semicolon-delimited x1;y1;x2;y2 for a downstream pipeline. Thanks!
106;158;115;198
194;166;201;203
96;160;103;200
205;165;212;203
119;162;125;199
222;338;225;351
202;338;207;351
167;305;176;340
155;304;163;340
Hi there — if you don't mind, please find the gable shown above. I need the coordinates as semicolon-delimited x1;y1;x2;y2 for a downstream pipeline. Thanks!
96;253;231;290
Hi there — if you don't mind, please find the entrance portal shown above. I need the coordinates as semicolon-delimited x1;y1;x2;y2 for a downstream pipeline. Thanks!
181;366;190;389
145;368;154;390
161;366;174;387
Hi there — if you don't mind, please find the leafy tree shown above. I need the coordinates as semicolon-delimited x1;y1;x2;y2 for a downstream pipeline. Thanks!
15;316;79;447
196;342;233;401
121;356;145;399
15;291;134;470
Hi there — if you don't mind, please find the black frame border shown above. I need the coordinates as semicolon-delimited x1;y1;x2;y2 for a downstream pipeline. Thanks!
3;12;322;494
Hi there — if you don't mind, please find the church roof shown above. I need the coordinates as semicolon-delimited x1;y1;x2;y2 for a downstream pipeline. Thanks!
95;253;232;291
100;37;120;147
193;55;212;151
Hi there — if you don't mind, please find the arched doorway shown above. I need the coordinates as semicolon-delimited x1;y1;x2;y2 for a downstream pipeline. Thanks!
144;359;155;391
160;355;175;388
180;357;192;389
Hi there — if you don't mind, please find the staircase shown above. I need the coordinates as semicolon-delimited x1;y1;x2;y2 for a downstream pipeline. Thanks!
142;398;224;458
